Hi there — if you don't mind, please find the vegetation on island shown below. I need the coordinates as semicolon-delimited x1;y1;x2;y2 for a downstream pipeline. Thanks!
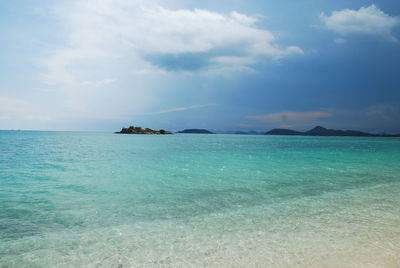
115;125;399;137
115;126;172;134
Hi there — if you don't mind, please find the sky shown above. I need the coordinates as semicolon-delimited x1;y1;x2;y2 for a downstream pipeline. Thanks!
1;0;400;133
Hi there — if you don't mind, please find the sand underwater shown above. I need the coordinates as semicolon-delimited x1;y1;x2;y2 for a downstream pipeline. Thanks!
1;131;400;267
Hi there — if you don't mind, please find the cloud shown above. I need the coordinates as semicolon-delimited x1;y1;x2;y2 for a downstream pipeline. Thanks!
80;79;116;88
41;0;303;87
247;110;333;123
235;123;253;128
320;5;400;41
366;104;400;122
334;38;347;44
147;104;216;115
0;97;51;121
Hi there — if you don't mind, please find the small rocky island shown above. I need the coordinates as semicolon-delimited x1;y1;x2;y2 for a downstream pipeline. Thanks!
176;129;215;134
115;126;172;134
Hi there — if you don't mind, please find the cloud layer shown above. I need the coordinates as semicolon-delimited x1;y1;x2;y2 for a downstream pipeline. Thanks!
366;104;400;122
247;111;333;123
42;0;302;87
147;104;216;115
0;97;51;122
320;5;400;41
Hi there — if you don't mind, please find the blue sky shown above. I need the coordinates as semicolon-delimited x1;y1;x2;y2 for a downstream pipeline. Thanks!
1;0;400;132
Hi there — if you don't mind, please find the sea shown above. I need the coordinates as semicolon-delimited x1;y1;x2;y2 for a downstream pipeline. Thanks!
1;130;400;267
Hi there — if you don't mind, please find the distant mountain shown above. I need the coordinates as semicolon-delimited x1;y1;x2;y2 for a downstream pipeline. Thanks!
305;126;375;136
176;129;215;134
234;131;249;135
211;130;263;135
211;130;236;134
265;128;304;135
266;126;400;137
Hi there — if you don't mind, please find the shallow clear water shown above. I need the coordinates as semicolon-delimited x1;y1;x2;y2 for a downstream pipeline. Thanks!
1;131;400;267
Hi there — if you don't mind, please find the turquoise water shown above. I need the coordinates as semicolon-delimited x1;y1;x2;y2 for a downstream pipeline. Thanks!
1;131;400;267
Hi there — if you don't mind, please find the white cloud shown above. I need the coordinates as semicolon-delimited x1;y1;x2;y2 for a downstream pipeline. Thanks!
247;111;333;123
230;11;258;25
210;56;255;65
30;0;304;128
334;38;347;44
320;5;400;41
41;0;302;87
147;104;216;115
80;79;116;88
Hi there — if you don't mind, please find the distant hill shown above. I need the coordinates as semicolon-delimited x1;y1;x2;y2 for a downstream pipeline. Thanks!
305;126;374;136
212;130;262;135
234;131;249;135
266;126;400;137
116;126;172;134
176;129;215;134
265;128;304;136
